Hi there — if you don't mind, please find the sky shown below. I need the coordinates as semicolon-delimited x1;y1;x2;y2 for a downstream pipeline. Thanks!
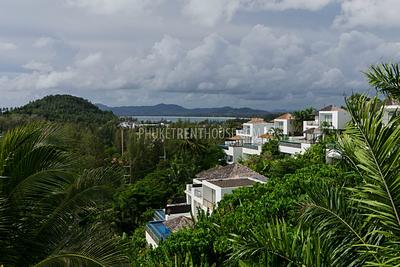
1;0;400;110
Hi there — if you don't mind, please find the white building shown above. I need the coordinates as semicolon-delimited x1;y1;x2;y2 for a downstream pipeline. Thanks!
145;204;192;248
317;105;350;130
278;106;350;156
185;164;267;218
273;113;295;136
222;118;274;163
383;99;400;125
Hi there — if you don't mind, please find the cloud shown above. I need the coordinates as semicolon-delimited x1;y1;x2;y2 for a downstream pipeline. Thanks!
33;37;56;48
2;25;400;108
0;42;17;51
65;0;164;15
182;0;335;26
335;0;400;28
23;61;53;73
182;0;241;26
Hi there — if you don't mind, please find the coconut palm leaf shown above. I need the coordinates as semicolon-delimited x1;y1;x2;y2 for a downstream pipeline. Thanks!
339;96;400;236
228;219;328;266
0;124;129;266
365;63;400;101
300;184;382;266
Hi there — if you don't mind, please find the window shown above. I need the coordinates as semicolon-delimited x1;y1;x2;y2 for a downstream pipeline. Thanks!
244;125;250;135
321;114;333;126
275;121;284;129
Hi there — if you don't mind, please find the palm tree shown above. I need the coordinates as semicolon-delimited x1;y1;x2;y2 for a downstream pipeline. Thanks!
301;95;400;266
365;63;400;101
0;123;128;266
229;219;328;266
293;107;316;135
270;127;283;141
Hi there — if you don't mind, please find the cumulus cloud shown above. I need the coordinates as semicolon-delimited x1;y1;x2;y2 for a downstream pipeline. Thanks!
1;0;400;109
3;24;399;107
335;0;400;28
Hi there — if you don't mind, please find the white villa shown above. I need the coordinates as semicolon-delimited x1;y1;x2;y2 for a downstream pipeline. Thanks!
145;163;266;247
273;113;295;136
383;99;400;125
222;105;352;161
222;118;274;163
184;164;267;217
279;105;350;155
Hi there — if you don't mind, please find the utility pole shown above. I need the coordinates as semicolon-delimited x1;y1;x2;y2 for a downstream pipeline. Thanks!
120;127;132;184
160;138;166;161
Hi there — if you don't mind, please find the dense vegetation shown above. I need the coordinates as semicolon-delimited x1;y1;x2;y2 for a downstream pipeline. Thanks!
3;94;117;125
1;63;400;266
129;63;400;266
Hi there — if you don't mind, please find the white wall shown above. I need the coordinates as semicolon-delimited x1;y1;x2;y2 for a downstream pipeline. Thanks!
145;231;158;248
279;142;311;155
337;110;351;129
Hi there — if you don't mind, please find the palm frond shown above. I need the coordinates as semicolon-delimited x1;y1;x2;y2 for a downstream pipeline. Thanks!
228;219;328;266
339;96;400;236
300;184;382;266
365;63;400;101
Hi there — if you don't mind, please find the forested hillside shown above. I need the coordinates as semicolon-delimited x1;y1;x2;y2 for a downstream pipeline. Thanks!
11;94;117;124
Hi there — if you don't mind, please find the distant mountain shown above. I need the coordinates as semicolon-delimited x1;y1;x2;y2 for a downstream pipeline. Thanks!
13;95;117;124
96;103;272;117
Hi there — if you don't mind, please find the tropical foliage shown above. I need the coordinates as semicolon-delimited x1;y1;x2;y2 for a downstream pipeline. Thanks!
0;123;128;266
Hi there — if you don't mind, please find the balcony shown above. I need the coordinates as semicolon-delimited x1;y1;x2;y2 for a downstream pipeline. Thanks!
279;141;302;149
236;129;244;135
243;143;260;150
304;120;319;126
185;184;192;195
194;188;202;198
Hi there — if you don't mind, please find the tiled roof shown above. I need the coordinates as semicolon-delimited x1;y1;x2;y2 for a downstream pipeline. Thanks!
164;216;193;232
208;178;257;188
274;113;294;120
247;118;266;124
195;163;267;182
226;135;242;141
319;105;345;112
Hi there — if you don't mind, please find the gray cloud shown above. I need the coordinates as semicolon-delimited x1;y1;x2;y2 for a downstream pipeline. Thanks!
0;0;399;110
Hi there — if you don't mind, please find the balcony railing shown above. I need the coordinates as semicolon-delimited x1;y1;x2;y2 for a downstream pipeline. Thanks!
194;188;202;198
243;143;260;150
304;120;319;126
279;141;302;148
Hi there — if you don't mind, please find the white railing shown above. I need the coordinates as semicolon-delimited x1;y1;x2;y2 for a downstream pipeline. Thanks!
304;121;319;126
194;188;202;198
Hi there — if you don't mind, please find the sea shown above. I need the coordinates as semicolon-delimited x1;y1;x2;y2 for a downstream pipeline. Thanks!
129;116;238;123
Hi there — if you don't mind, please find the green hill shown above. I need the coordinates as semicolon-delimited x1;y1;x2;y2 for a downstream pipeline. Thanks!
13;95;117;124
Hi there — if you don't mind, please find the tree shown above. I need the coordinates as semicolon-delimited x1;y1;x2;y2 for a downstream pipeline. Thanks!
366;63;400;101
0;123;128;266
300;95;400;266
293;107;316;135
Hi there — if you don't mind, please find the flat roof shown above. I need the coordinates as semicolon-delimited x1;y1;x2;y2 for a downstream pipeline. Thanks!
207;178;257;188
